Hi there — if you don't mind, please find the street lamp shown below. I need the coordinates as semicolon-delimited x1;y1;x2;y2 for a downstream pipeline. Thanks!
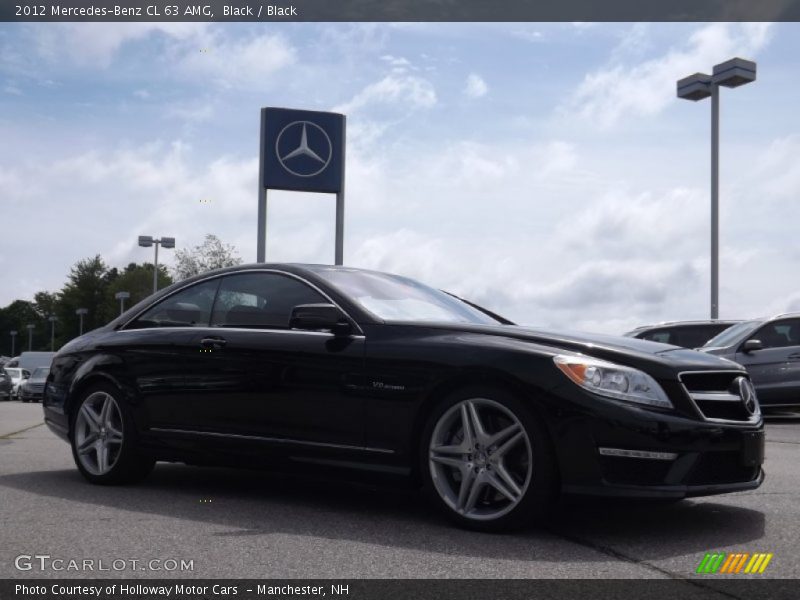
115;291;130;316
26;324;35;351
48;316;57;351
139;235;175;295
677;57;756;319
76;308;89;336
9;330;17;356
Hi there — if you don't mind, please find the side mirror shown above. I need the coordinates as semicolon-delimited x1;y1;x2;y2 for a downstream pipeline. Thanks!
22;371;30;379
289;303;351;335
742;339;763;353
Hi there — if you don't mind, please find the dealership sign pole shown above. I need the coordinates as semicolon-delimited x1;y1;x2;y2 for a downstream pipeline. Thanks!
257;107;346;265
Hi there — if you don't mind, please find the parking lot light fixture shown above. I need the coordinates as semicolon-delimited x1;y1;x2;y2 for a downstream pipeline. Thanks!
10;330;17;356
115;291;131;316
76;308;89;336
676;57;756;320
26;324;35;352
139;235;175;295
48;316;57;351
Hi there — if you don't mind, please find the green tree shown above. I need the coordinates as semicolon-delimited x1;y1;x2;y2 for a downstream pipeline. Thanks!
172;234;242;281
105;262;172;318
0;300;38;355
57;255;113;341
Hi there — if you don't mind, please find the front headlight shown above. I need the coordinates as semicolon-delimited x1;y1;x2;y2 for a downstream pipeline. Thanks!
554;355;673;409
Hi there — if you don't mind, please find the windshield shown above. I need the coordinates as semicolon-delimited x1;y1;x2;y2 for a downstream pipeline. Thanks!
30;367;49;379
312;268;504;325
704;320;759;348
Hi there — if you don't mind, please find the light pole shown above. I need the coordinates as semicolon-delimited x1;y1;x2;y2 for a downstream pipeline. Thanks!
76;308;88;336
138;235;175;295
115;291;130;316
26;324;35;351
48;316;57;351
10;331;17;356
677;57;756;319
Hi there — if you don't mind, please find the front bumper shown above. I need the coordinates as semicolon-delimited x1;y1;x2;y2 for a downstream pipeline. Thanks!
551;387;766;499
20;389;44;401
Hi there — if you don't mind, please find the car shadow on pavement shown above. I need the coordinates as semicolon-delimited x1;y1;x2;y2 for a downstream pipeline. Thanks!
0;464;765;563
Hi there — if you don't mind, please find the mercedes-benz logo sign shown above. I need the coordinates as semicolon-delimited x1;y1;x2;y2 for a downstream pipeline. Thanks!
735;376;758;415
275;121;332;178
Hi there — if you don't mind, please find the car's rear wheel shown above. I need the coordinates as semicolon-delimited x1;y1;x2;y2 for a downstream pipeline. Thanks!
70;384;155;485
421;386;556;532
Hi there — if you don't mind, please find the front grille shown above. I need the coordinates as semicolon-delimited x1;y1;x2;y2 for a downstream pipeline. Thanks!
679;371;757;423
687;451;760;485
600;456;673;486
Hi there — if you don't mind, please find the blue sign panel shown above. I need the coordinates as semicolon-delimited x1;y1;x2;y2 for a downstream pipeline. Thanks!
261;107;345;194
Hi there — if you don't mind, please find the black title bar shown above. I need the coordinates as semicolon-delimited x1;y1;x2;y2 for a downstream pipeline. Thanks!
2;0;800;22
2;579;800;600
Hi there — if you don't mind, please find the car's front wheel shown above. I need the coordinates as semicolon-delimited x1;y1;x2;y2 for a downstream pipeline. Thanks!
421;386;556;532
70;384;155;485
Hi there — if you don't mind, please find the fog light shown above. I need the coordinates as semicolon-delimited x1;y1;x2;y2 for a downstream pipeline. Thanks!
598;447;678;460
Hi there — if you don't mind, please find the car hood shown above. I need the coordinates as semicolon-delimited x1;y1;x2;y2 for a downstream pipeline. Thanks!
414;323;744;374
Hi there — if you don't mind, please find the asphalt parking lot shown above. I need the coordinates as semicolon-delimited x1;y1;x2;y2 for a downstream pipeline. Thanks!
1;402;798;580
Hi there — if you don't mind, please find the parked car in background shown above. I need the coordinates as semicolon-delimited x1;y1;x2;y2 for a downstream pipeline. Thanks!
20;367;49;403
6;351;56;372
700;313;800;408
0;370;12;401
3;367;30;401
625;320;741;349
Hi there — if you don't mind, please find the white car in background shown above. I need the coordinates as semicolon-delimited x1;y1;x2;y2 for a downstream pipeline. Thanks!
3;367;30;401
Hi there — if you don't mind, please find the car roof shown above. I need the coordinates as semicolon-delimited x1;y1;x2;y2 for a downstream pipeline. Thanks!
627;320;742;333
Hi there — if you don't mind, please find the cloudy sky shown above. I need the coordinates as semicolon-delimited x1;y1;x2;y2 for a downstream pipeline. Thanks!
1;22;798;333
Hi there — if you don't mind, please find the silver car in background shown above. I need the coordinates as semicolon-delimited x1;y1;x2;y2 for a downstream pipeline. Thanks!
700;313;800;408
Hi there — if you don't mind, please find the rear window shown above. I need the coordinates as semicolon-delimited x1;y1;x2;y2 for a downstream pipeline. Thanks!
640;324;734;348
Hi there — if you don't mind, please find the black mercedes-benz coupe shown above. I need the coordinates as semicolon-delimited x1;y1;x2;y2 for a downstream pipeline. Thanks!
43;264;765;531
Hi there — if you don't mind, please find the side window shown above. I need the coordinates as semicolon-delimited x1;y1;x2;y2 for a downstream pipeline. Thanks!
127;279;220;329
643;330;671;344
680;327;718;349
751;319;800;349
211;272;326;329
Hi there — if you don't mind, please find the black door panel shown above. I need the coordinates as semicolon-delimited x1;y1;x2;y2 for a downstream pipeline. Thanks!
182;329;365;446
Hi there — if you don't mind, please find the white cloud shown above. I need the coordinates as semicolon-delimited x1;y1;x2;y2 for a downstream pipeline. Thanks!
31;23;209;68
565;23;773;128
464;73;488;98
3;82;22;95
179;32;296;88
334;73;437;113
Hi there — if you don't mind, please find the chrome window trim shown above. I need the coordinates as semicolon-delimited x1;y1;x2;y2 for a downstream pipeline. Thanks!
114;326;365;339
677;370;761;426
119;268;364;336
149;427;393;454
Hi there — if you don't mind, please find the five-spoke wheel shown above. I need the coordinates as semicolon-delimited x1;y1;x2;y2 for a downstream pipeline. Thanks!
422;387;555;531
70;384;155;485
74;391;124;476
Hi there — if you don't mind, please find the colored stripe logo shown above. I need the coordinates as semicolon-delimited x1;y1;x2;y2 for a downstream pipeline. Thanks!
696;552;773;574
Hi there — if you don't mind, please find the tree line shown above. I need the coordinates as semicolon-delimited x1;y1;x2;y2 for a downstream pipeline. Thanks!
0;234;241;356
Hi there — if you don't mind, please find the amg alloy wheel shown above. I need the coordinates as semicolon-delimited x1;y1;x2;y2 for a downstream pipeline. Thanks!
70;384;155;485
422;387;555;531
74;391;124;476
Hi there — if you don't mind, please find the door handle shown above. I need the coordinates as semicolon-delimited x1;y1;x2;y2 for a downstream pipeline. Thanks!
200;337;227;349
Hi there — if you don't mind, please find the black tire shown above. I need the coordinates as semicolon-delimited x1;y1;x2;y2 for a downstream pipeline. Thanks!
420;385;557;532
70;383;155;485
21;397;29;403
